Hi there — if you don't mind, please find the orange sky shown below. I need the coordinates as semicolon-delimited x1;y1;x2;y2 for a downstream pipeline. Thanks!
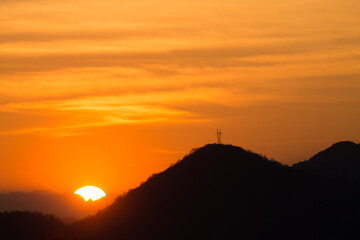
1;0;360;195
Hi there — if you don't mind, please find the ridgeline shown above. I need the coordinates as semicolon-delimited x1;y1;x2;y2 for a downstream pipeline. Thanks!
2;143;360;240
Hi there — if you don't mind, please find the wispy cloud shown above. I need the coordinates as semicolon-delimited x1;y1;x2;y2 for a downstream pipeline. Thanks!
0;27;200;43
0;44;318;76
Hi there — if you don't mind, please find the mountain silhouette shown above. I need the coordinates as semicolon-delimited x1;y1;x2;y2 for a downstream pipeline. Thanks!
2;143;360;240
0;211;65;240
68;144;360;240
293;141;360;179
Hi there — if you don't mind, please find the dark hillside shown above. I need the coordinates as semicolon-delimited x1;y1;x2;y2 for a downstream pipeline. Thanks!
0;211;65;240
293;141;360;179
71;144;360;240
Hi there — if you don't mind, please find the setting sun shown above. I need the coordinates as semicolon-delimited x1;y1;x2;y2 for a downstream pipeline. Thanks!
74;186;106;201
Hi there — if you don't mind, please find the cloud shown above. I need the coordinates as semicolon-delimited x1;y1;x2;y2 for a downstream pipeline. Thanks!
0;44;308;76
0;86;221;136
0;0;33;4
0;101;192;137
3;32;360;76
0;27;199;43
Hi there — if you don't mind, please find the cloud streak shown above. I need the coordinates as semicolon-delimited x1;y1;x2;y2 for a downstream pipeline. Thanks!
2;32;360;76
0;43;317;76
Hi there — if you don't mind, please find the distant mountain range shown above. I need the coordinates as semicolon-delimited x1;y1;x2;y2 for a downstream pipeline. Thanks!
1;141;360;240
0;190;113;219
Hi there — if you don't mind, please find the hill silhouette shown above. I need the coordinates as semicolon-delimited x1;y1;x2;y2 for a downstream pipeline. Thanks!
0;211;65;240
68;144;360;240
293;141;360;179
2;143;360;239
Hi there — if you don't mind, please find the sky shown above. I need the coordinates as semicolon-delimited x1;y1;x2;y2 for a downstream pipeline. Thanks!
1;0;360;195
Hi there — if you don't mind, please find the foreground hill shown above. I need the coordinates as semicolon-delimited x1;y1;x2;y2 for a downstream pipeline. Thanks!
293;141;360;179
0;211;64;240
70;144;360;240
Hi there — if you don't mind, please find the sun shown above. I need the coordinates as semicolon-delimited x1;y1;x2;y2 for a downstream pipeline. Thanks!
74;186;106;201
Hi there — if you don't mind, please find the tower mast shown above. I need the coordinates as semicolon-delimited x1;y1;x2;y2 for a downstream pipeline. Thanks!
217;129;222;144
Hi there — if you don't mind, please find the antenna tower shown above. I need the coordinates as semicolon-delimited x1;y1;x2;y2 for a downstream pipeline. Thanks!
217;129;222;144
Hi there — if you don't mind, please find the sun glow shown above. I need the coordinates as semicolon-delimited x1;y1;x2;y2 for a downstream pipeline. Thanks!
74;186;106;201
